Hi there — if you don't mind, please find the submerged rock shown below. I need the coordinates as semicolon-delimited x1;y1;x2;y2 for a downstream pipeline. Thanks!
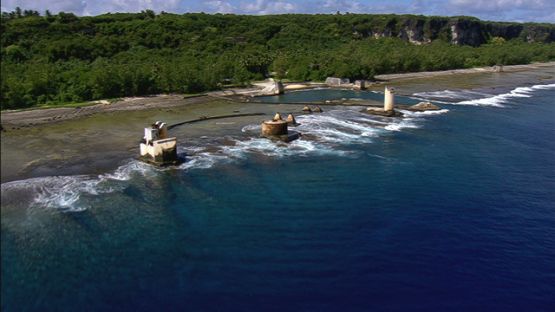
406;102;441;111
362;108;403;117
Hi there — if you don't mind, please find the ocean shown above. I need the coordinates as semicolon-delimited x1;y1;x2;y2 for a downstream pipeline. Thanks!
2;84;554;311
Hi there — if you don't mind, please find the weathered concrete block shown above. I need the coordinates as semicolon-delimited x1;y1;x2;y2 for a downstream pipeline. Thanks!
262;120;288;136
260;79;284;95
139;121;183;166
326;77;350;86
354;80;366;89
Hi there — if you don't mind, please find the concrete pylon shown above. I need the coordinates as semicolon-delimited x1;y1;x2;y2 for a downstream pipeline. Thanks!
262;119;288;136
273;112;283;121
287;114;297;125
302;105;312;113
384;86;395;111
314;106;323;113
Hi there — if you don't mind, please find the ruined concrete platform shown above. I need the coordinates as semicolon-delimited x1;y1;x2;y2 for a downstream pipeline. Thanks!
260;131;302;143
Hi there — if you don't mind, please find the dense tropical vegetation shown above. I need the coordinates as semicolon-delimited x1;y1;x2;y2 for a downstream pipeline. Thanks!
2;8;554;110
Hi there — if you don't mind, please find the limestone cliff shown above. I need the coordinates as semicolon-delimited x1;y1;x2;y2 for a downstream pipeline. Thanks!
352;16;554;47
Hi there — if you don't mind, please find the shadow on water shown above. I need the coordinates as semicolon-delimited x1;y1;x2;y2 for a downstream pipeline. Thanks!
60;209;103;236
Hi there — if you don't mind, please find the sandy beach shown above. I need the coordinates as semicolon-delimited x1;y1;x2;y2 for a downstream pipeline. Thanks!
1;62;554;183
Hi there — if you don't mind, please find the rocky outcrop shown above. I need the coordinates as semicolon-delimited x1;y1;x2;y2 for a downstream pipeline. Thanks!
405;102;442;111
485;23;524;41
521;24;555;43
398;17;429;45
363;108;403;117
449;18;484;46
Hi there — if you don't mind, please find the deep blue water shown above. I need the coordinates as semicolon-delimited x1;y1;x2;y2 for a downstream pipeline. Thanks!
2;85;554;312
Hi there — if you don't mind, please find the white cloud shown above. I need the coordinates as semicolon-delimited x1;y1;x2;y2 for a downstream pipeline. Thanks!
1;0;553;22
0;0;181;16
201;0;236;13
83;0;181;15
241;0;265;13
444;0;555;22
411;0;426;13
1;0;86;15
239;0;298;14
513;9;555;23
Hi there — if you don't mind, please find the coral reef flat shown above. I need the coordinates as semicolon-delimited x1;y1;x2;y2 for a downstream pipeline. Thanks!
1;62;553;183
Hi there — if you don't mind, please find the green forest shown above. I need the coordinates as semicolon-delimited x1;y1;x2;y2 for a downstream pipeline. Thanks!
2;9;554;110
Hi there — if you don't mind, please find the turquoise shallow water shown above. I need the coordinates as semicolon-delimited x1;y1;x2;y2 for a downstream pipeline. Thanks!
2;84;554;311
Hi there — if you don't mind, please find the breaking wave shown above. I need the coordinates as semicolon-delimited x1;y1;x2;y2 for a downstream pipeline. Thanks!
412;90;491;103
413;84;555;107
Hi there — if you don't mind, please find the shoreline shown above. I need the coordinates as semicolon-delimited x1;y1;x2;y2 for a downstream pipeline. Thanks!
2;62;553;131
1;62;554;184
373;61;555;82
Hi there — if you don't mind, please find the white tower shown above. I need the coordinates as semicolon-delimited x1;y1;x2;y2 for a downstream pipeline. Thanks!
384;86;395;111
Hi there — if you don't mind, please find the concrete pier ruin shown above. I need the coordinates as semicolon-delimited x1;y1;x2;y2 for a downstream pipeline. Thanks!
364;85;403;117
139;121;184;166
259;79;285;95
384;86;395;111
261;113;301;142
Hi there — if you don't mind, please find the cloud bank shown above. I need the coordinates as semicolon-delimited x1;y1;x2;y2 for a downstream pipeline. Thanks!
1;0;553;23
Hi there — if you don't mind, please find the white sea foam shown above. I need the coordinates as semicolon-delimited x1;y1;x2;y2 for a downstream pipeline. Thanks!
242;124;262;132
217;137;351;158
532;83;555;90
417;84;552;107
0;160;161;212
412;90;490;103
400;109;450;117
180;145;209;154
178;153;229;170
296;112;384;140
16;175;121;211
456;87;530;107
104;160;156;181
384;118;420;131
412;84;551;106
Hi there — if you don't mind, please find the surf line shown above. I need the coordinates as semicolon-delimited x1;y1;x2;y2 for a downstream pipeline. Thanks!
167;113;266;130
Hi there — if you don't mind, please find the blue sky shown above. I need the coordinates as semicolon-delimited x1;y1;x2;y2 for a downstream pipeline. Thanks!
2;0;554;23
